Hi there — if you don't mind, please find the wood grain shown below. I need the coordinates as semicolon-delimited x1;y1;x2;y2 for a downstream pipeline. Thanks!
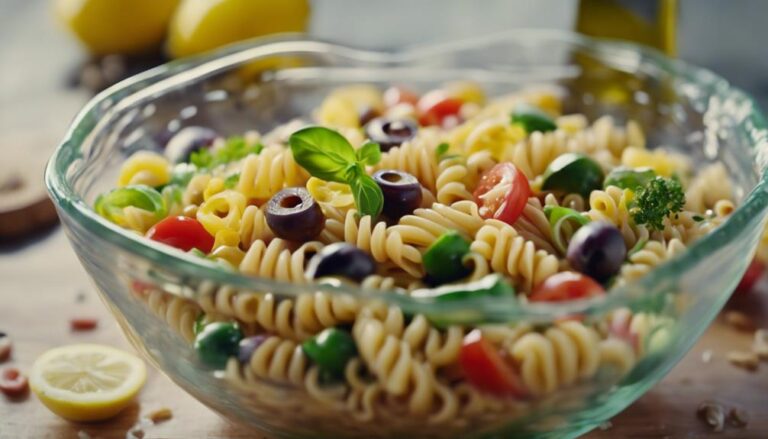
1;229;767;439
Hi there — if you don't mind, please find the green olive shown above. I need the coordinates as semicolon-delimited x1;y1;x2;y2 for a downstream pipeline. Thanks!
604;167;656;191
301;328;357;381
423;231;472;284
510;103;557;133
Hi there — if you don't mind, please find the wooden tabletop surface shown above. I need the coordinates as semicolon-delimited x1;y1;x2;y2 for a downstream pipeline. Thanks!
1;228;767;439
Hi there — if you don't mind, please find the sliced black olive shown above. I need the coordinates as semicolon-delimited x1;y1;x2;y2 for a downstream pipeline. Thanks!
373;169;422;220
365;117;417;152
164;126;218;163
306;243;376;282
265;188;325;241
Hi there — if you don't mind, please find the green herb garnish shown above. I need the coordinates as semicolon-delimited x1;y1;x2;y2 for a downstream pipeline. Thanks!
692;215;705;222
435;142;460;161
190;136;263;169
223;173;240;189
630;176;686;231
290;126;384;217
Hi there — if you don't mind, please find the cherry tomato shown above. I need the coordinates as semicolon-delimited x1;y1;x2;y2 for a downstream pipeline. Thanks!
608;309;639;352
417;90;463;126
529;272;605;302
0;367;28;397
473;163;532;225
735;259;764;294
0;334;11;363
383;86;419;107
146;216;214;253
460;330;527;398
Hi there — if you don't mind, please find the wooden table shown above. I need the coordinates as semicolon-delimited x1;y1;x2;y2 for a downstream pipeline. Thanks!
1;228;767;439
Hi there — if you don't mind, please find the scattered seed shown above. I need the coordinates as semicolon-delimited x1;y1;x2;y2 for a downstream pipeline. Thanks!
727;351;759;371
723;311;756;332
77;431;92;439
598;421;613;431
0;333;11;363
701;349;713;363
753;329;768;360
698;401;726;432
127;427;145;439
0;367;29;397
728;407;749;428
148;407;173;424
70;318;98;331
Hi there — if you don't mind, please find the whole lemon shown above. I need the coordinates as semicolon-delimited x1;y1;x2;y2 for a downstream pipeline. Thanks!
167;0;309;59
55;0;180;55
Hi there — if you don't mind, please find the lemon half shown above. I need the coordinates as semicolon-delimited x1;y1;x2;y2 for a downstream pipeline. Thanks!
30;344;147;422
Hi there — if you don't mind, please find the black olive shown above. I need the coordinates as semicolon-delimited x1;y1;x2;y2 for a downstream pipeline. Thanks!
358;106;381;127
364;117;417;152
306;243;376;282
373;170;423;219
265;188;325;241
566;222;627;283
164;126;218;163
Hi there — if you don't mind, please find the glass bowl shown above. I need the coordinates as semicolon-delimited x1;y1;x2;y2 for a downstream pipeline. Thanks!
46;31;768;438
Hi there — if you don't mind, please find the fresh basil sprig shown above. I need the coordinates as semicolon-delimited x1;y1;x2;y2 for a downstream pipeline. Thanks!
290;127;384;218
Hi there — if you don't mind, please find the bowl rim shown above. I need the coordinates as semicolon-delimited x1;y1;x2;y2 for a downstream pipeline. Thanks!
45;29;768;320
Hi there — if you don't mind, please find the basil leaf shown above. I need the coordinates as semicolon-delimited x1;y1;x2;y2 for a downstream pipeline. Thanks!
435;142;450;158
356;141;382;166
95;185;167;224
223;173;240;189
290;127;357;183
348;168;383;218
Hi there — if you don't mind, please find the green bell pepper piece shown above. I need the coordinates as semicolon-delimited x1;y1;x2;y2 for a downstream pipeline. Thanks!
541;153;604;198
194;322;243;369
423;231;472;284
302;328;357;382
604;167;656;191
510;103;557;133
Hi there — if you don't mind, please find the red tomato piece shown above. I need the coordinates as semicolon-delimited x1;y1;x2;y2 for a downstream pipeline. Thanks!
473;163;532;225
417;90;463;126
460;330;527;398
0;367;28;397
735;259;764;294
146;216;214;253
70;318;99;331
383;86;419;107
529;272;605;302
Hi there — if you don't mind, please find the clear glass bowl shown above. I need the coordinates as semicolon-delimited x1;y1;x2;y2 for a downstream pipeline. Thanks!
46;31;768;438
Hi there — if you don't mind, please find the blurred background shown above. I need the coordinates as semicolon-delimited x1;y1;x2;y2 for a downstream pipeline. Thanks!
1;0;768;244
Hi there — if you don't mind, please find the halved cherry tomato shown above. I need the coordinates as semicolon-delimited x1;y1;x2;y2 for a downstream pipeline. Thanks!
146;216;214;253
417;90;463;127
460;330;527;398
608;308;639;352
383;86;419;108
0;367;28;397
529;272;605;302
473;163;532;225
735;259;764;295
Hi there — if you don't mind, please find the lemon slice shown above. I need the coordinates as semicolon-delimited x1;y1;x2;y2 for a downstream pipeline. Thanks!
29;344;147;422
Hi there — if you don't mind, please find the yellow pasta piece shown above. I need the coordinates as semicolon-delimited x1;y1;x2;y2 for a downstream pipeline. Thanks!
117;151;170;187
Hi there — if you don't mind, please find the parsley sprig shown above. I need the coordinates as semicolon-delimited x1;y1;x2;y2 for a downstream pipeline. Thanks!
289;127;383;218
190;136;263;169
630;176;686;231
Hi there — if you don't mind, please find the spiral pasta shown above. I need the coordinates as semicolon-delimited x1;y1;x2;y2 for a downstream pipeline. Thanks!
239;205;274;249
140;289;200;342
511;321;601;397
435;156;474;205
373;128;442;192
615;239;686;285
321;209;424;277
391;201;485;248
237;145;309;200
586;186;649;250
470;220;560;292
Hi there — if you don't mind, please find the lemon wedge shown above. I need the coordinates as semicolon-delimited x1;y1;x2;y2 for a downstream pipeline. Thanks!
29;344;147;422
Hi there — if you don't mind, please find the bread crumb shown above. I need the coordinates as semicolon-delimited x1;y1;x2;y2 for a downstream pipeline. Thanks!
728;407;749;428
77;431;91;439
727;351;759;371
697;401;725;432
701;349;713;363
753;329;768;360
723;311;755;332
148;407;173;424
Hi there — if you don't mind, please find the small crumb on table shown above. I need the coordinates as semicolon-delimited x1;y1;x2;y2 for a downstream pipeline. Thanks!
727;351;760;371
697;401;726;432
148;407;173;424
724;311;756;332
